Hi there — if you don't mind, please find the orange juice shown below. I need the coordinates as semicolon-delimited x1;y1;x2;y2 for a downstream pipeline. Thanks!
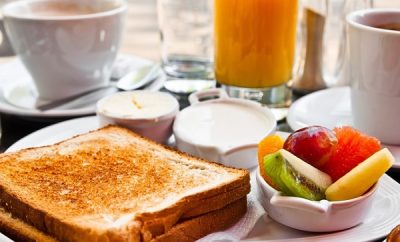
214;0;298;88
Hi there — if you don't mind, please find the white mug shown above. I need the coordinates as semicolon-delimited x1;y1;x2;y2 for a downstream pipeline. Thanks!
347;9;400;145
0;0;126;101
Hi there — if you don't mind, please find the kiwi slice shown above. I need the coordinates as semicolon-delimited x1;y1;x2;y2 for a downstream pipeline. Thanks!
263;152;292;195
263;149;332;201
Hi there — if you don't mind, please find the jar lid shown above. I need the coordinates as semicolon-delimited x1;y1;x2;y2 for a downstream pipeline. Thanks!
175;100;275;150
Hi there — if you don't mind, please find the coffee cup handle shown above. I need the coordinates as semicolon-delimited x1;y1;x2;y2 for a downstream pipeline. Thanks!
0;18;14;56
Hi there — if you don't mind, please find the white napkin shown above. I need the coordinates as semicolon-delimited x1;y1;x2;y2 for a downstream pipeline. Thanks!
197;195;266;242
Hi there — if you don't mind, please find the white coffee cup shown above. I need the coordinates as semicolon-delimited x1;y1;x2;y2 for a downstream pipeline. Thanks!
0;0;127;101
347;9;400;145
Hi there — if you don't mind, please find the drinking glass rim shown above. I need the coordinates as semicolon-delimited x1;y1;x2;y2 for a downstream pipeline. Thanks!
2;0;127;21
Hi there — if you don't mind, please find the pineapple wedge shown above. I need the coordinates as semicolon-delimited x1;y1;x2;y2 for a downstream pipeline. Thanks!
325;148;394;201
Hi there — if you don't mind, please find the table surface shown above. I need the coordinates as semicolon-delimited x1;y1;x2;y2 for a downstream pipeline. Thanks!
0;0;399;241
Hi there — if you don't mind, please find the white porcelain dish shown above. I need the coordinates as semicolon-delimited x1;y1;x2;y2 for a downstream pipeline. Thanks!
173;88;276;169
256;169;378;232
6;119;400;241
287;86;352;131
287;86;400;169
96;90;179;144
0;55;164;118
1;0;127;101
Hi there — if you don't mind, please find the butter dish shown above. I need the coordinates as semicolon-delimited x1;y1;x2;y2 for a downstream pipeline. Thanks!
97;90;179;143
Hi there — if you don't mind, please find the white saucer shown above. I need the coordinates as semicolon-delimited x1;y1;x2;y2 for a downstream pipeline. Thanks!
288;86;353;131
288;86;400;169
6;117;400;242
0;56;164;118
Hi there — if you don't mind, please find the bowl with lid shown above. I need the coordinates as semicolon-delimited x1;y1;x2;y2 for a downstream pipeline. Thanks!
97;90;179;143
173;88;276;169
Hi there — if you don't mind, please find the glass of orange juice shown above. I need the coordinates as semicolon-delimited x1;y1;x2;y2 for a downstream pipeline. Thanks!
214;0;298;107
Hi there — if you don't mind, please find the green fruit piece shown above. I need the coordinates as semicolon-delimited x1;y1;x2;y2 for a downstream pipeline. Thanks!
264;149;333;201
263;152;292;195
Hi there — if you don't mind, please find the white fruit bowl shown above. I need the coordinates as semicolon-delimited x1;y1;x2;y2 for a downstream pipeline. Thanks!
256;169;378;232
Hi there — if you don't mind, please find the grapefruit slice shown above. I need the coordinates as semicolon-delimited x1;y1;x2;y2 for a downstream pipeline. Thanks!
325;148;394;201
322;126;381;181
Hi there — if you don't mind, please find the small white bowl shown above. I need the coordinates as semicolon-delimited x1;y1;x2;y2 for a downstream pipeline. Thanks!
256;169;378;232
96;90;179;143
173;88;276;169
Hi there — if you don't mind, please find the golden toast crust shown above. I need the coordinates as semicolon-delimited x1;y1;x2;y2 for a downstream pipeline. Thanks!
0;126;250;241
0;197;247;242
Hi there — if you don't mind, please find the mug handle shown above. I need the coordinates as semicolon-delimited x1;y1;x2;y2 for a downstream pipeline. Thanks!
0;18;14;56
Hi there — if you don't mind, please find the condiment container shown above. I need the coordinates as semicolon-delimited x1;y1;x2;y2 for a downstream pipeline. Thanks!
97;91;179;143
256;169;377;232
173;88;276;169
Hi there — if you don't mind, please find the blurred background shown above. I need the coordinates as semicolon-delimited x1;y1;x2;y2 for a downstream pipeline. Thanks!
120;0;158;60
120;0;398;62
0;0;398;62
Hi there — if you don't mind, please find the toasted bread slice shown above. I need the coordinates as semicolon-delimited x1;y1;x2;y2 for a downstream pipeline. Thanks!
0;126;250;241
0;197;247;242
0;208;56;242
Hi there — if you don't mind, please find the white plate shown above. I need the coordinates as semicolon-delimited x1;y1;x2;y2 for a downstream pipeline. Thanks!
7;116;99;152
6;119;400;241
0;56;164;118
287;87;400;169
287;87;353;131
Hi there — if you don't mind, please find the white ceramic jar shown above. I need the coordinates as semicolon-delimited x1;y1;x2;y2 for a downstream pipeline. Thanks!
173;88;276;169
97;90;179;143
